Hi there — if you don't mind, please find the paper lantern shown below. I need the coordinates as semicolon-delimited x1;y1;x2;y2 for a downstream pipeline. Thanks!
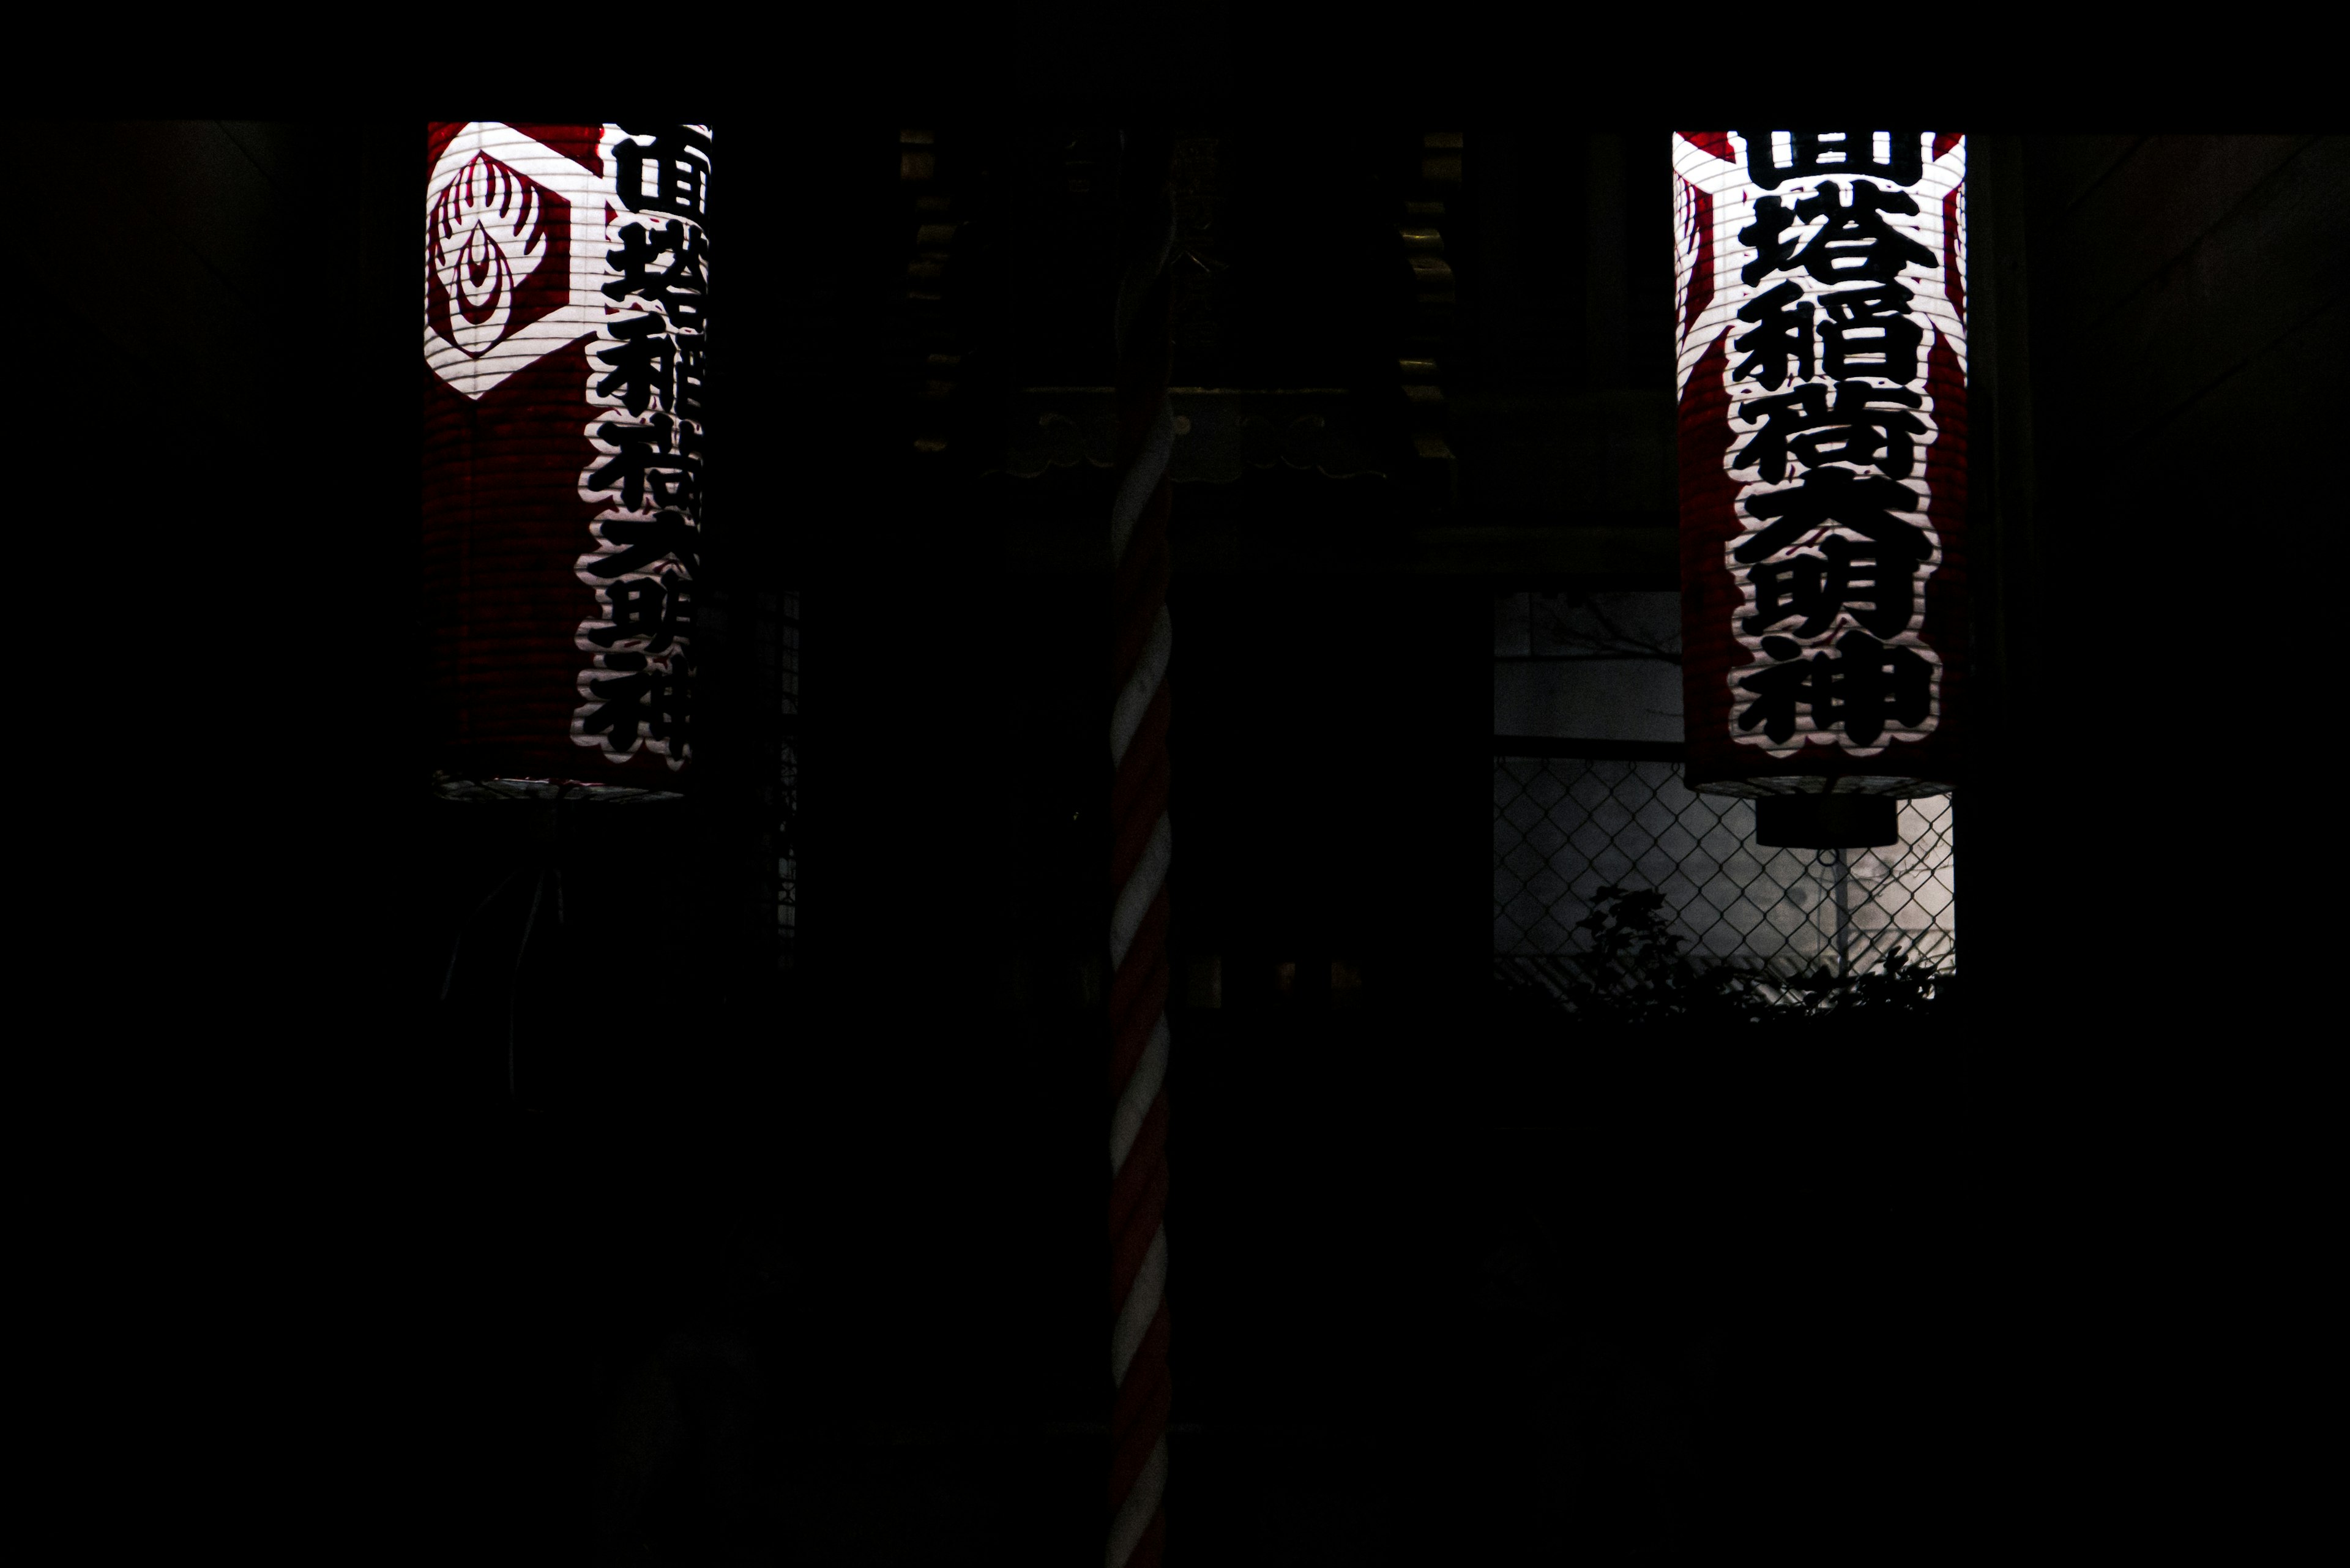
1671;132;1966;845
422;122;712;787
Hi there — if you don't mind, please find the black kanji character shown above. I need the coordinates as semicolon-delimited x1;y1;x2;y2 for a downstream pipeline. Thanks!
1736;635;1815;744
594;312;676;417
603;220;709;333
581;570;690;651
1735;630;1932;745
1816;629;1933;745
576;507;702;582
1818;283;1926;384
1742;534;1914;641
1785;182;1936;288
1736;465;1930;566
584;415;704;515
1739;196;1805;286
1733;379;1927;482
1733;280;1814;391
577;653;693;756
613;125;713;229
576;654;654;747
1739;130;1924;192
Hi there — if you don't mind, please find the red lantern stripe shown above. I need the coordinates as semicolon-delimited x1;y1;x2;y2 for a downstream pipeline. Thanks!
422;122;710;788
1671;130;1968;797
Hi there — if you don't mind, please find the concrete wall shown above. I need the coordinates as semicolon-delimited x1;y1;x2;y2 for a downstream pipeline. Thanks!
1965;135;2344;1556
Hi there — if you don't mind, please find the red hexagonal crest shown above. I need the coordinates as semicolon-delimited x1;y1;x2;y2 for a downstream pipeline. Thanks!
422;123;602;400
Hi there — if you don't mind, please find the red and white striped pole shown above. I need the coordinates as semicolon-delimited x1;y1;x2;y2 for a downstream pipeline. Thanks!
1106;131;1177;1568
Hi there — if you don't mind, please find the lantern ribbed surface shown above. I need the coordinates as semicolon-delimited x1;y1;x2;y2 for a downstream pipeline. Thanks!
422;122;710;789
1671;131;1968;798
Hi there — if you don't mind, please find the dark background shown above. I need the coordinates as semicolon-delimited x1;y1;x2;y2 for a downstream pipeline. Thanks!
18;86;2337;1564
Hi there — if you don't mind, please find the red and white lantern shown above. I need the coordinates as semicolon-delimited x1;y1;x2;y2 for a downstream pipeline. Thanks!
1672;132;1966;842
422;122;711;788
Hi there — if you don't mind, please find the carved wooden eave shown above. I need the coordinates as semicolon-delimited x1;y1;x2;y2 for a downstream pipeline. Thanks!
985;387;1388;483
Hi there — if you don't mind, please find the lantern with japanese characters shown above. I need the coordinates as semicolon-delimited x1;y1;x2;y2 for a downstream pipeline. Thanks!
422;122;711;790
1672;132;1966;846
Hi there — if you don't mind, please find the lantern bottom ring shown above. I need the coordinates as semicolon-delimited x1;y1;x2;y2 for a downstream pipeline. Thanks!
1755;794;1900;850
432;774;685;805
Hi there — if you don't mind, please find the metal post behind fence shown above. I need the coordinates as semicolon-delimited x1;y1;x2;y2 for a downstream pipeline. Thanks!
1832;847;1852;980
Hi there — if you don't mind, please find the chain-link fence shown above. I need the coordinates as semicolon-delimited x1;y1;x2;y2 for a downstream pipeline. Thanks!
1494;750;1955;1007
